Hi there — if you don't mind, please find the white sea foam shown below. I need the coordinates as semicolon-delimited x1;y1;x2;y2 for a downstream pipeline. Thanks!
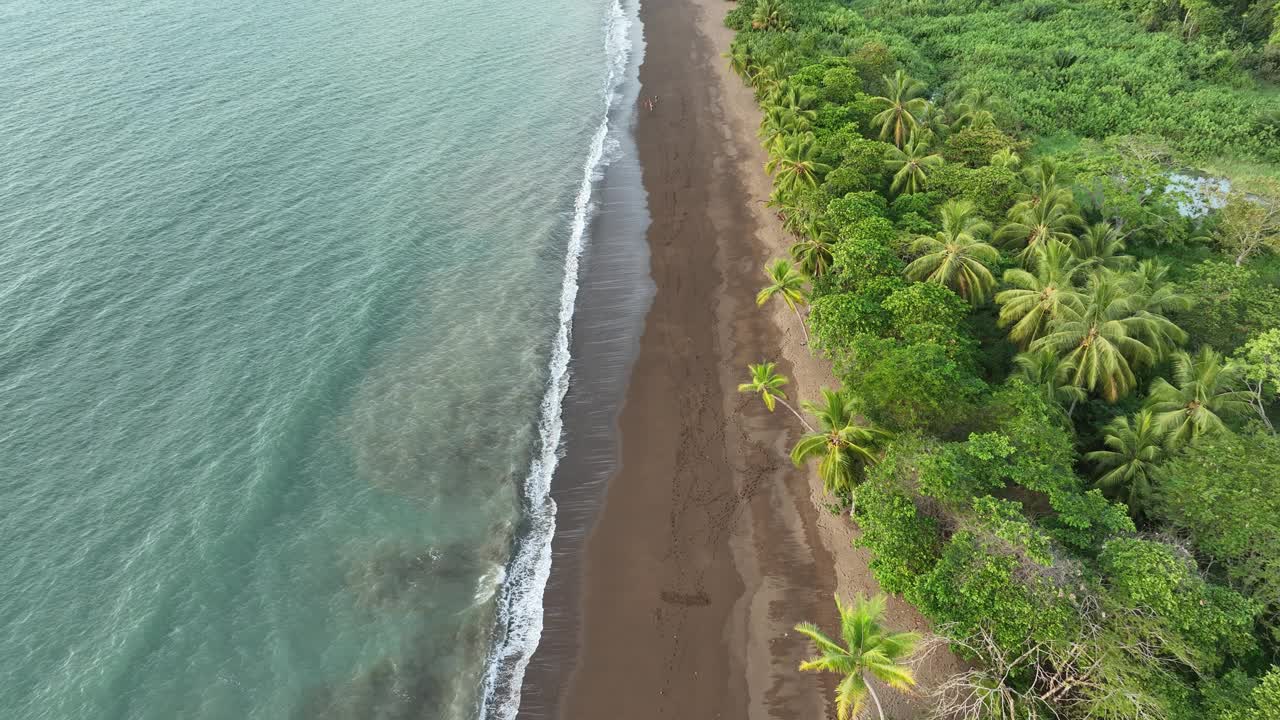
476;0;641;718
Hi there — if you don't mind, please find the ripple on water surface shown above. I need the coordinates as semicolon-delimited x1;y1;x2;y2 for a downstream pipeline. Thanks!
0;0;629;717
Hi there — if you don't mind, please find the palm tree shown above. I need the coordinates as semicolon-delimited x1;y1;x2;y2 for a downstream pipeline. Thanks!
757;258;811;345
869;70;929;148
1071;222;1133;271
1014;158;1073;210
738;362;815;431
997;193;1083;266
795;594;920;720
995;240;1086;347
726;42;753;79
1145;347;1250;449
759;105;814;152
766;133;831;197
751;0;786;30
748;62;779;95
904;199;999;304
1084;410;1165;518
790;217;836;278
769;83;815;114
1012;348;1087;415
883;132;943;196
990;147;1021;169
1124;262;1189;361
951;86;997;129
1031;272;1160;402
790;389;890;495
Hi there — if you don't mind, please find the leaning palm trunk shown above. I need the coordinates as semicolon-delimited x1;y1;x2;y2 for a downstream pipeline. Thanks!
776;396;816;432
866;683;886;720
790;302;811;347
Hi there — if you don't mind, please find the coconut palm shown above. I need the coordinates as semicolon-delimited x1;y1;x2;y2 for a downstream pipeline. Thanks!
1125;262;1190;360
1013;348;1087;414
759;104;815;152
751;0;786;30
790;217;836;278
738;362;815;431
1084;410;1165;518
1031;273;1161;402
757;258;811;345
795;593;920;720
769;82;816;114
997;193;1083;266
1014;158;1073;210
990;147;1021;169
950;86;997;129
1145;347;1251;449
726;42;753;79
1071;222;1133;271
883;132;943;196
904;199;999;304
749;62;779;94
995;240;1086;346
790;389;890;495
766;133;831;197
869;70;929;148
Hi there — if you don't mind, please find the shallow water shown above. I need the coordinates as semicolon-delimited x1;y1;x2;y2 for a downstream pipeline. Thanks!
0;0;632;717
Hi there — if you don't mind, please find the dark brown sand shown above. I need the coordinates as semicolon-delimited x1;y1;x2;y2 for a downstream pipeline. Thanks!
549;0;966;718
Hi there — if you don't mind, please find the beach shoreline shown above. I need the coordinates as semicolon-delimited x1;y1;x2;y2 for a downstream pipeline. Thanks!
540;0;965;718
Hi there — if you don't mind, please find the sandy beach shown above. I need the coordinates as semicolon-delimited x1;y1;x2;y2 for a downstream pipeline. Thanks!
544;0;966;718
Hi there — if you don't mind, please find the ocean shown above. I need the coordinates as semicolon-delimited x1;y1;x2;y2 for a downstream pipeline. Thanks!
0;0;644;718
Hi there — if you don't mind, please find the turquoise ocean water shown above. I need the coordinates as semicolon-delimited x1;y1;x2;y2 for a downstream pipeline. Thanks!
0;0;640;717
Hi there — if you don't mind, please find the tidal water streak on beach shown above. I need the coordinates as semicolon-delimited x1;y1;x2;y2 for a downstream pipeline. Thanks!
0;0;634;717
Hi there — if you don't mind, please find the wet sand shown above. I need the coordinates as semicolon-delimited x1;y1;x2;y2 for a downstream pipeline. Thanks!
544;0;966;718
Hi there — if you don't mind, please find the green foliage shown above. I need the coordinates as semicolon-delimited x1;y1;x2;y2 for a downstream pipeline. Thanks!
914;439;1006;505
847;339;987;432
1158;430;1280;640
882;277;968;328
942;125;1021;168
854;442;944;594
731;1;1280;709
913;530;1076;649
854;0;1280;162
820;65;862;103
1216;667;1280;720
825;130;893;189
826;190;888;234
1098;537;1258;671
827;220;904;293
809;292;892;350
1176;261;1280;353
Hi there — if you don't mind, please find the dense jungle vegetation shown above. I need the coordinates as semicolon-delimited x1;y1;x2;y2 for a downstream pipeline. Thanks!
728;0;1280;717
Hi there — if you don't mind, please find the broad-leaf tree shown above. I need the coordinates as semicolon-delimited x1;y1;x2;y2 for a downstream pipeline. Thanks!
1216;177;1280;266
795;593;920;720
1233;328;1280;433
